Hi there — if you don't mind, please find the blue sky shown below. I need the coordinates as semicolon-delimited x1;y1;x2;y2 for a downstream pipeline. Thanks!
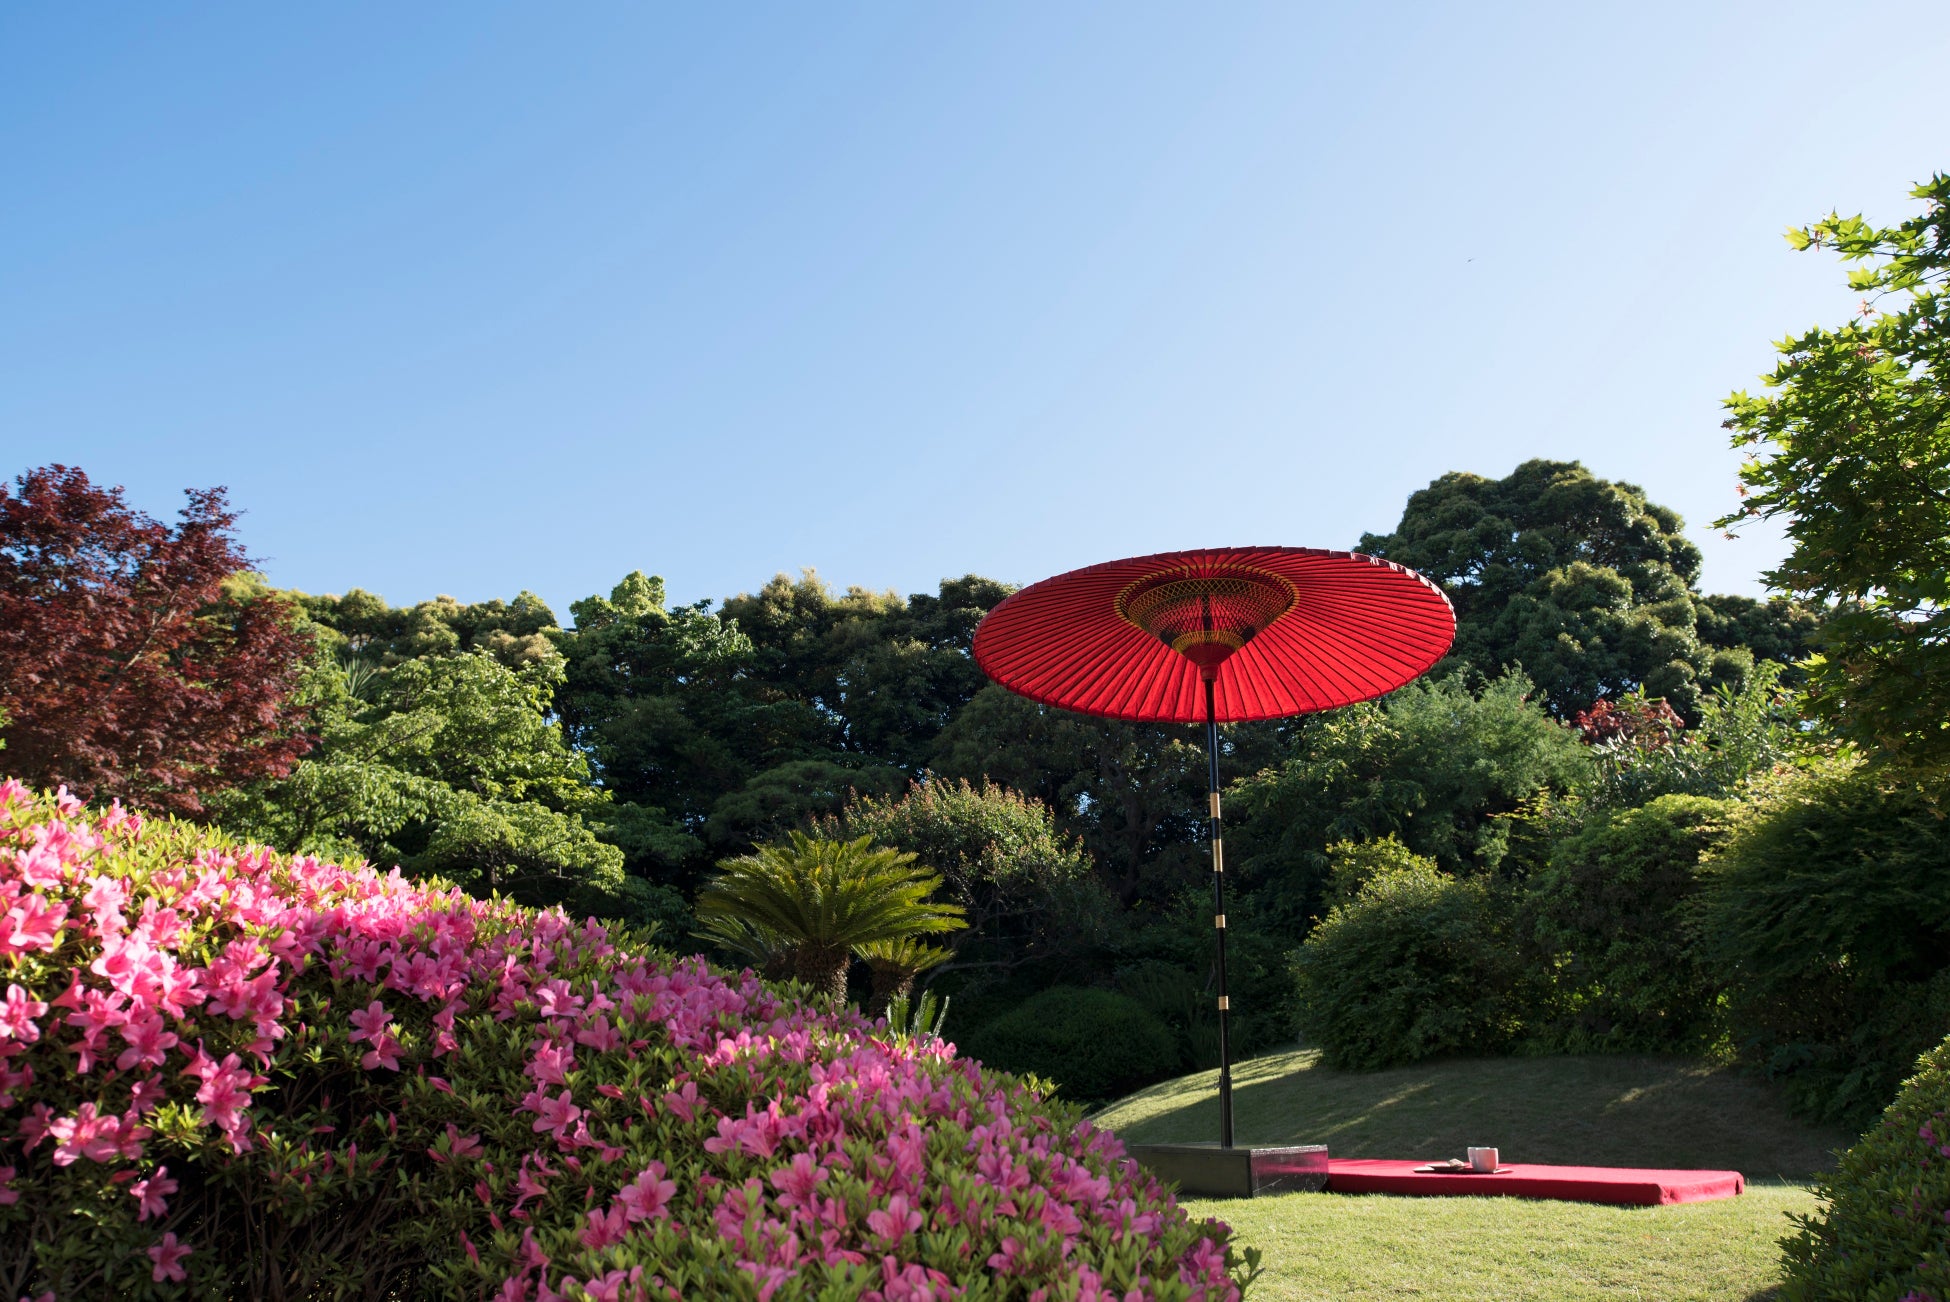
5;3;1947;618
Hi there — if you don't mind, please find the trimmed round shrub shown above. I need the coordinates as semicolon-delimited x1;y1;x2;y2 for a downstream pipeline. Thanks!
962;988;1181;1106
1780;1033;1950;1301
0;781;1253;1300
1525;794;1731;1053
1290;845;1537;1071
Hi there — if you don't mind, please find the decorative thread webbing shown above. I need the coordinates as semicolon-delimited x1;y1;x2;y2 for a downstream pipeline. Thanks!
1115;567;1296;670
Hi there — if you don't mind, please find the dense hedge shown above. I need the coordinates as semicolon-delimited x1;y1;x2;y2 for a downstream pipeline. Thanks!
1526;795;1730;1053
0;781;1253;1300
961;987;1182;1106
1288;846;1537;1071
1780;1033;1950;1301
1694;757;1950;1128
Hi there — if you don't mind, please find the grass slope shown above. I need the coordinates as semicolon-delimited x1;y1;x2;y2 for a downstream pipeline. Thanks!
1095;1048;1850;1180
1095;1051;1857;1302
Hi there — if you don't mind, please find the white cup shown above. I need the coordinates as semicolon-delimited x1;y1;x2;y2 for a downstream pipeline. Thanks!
1467;1146;1499;1172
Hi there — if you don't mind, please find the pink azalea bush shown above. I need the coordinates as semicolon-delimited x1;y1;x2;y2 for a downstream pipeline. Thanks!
0;781;1257;1300
1779;1031;1950;1302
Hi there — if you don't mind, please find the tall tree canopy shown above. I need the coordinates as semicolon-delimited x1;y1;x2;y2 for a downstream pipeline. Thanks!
295;587;564;668
1359;459;1814;718
1227;671;1590;929
0;465;313;813
555;569;1010;856
209;587;693;930
927;685;1258;907
821;778;1103;978
1722;172;1950;770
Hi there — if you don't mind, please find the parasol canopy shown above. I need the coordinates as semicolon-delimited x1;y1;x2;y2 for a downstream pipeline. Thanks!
972;546;1456;721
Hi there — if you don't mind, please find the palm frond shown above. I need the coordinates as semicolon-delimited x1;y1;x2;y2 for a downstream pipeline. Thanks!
854;936;953;976
696;831;966;953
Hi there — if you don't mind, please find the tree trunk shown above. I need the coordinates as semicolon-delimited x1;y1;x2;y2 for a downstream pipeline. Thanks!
865;963;915;1020
761;947;798;983
794;943;850;1004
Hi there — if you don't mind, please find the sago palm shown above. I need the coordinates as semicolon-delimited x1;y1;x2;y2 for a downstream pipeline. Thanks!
694;832;965;1001
690;913;797;981
855;936;953;1019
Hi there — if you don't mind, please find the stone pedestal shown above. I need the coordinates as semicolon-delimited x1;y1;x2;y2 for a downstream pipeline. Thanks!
1124;1142;1330;1199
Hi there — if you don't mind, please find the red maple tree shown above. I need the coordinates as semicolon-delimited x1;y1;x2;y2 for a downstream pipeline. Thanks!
0;464;315;813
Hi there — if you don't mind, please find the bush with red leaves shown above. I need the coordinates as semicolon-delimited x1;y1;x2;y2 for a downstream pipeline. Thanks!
0;465;313;814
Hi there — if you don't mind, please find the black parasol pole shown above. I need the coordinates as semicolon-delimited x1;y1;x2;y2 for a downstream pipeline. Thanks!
1204;673;1234;1148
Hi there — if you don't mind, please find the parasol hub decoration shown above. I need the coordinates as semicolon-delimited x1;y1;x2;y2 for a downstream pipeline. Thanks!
1115;566;1297;678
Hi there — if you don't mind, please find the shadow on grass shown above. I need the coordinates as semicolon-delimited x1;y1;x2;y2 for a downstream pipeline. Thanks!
1095;1048;1852;1181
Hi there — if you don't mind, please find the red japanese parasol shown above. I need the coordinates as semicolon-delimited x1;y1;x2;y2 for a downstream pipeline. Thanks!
972;547;1454;1147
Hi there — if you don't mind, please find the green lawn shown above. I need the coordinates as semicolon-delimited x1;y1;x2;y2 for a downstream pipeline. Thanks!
1182;1184;1816;1302
1094;1050;1857;1301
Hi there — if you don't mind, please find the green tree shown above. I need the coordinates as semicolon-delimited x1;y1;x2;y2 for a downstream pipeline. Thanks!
703;758;906;851
960;987;1181;1104
1525;794;1732;1052
294;587;563;669
555;571;813;839
209;645;691;928
1694;593;1825;674
1228;671;1590;929
821;778;1107;979
553;570;1010;866
1360;459;1776;718
693;832;966;1001
719;570;1010;773
1721;173;1950;771
1692;754;1950;1127
1289;845;1539;1071
928;685;1251;907
1572;660;1809;810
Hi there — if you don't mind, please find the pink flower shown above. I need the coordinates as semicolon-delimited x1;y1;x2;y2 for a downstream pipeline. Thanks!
348;1000;402;1071
579;1205;629;1250
0;983;48;1042
524;1039;575;1086
360;1034;402;1072
62;987;128;1073
3;892;66;955
117;1012;181;1071
131;1165;178;1220
83;874;129;931
866;1193;924;1242
48;1102;122;1166
532;979;585;1020
574;1014;622;1052
347;999;389;1042
429;1123;485;1163
184;1048;263;1149
148;1231;192;1282
616;1161;677;1222
529;1089;582;1141
129;1075;167;1113
661;1080;701;1122
579;1270;632;1302
15;841;66;888
767;1151;827;1207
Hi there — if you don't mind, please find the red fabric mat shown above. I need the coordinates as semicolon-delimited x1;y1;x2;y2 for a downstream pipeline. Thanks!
1325;1159;1744;1205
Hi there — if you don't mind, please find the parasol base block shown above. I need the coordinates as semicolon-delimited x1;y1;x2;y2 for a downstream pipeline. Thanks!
1125;1142;1329;1199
